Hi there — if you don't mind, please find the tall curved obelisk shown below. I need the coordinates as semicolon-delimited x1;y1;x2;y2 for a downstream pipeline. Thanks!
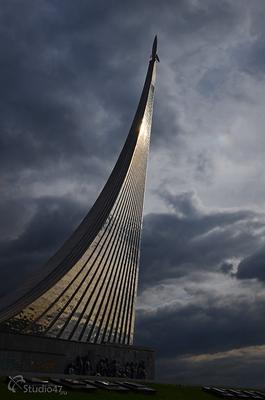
0;37;159;346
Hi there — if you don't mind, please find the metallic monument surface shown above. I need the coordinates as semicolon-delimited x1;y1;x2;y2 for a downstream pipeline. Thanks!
0;37;159;345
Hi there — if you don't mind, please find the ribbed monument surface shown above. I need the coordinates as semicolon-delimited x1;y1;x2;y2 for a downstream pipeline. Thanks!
0;38;158;378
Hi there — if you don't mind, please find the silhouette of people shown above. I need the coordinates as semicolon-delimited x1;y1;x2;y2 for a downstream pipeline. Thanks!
65;353;148;379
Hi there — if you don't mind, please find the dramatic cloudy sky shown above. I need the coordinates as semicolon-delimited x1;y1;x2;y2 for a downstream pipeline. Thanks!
1;0;265;387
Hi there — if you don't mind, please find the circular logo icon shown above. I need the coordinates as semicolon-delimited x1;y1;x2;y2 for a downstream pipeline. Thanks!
8;375;26;393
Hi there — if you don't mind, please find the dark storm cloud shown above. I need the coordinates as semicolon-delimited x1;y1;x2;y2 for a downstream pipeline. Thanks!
139;192;265;289
135;295;265;358
232;33;265;81
237;247;265;282
0;0;125;175
0;196;85;297
220;260;234;274
0;0;162;174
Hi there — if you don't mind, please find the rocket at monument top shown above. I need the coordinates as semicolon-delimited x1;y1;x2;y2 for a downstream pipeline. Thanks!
151;35;160;62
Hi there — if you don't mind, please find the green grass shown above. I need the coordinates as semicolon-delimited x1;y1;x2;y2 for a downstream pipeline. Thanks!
0;380;217;400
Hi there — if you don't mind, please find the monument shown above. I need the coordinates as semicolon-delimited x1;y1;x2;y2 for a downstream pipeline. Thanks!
0;37;159;379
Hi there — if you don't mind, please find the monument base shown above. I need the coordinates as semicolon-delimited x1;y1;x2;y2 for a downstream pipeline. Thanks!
0;332;154;380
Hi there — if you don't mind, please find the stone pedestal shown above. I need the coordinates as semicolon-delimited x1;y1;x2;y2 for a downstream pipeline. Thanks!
0;332;155;380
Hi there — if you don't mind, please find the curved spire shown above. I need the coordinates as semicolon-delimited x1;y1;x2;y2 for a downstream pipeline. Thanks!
0;38;158;345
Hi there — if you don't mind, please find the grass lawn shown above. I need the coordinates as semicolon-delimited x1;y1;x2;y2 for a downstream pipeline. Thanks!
0;380;217;400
